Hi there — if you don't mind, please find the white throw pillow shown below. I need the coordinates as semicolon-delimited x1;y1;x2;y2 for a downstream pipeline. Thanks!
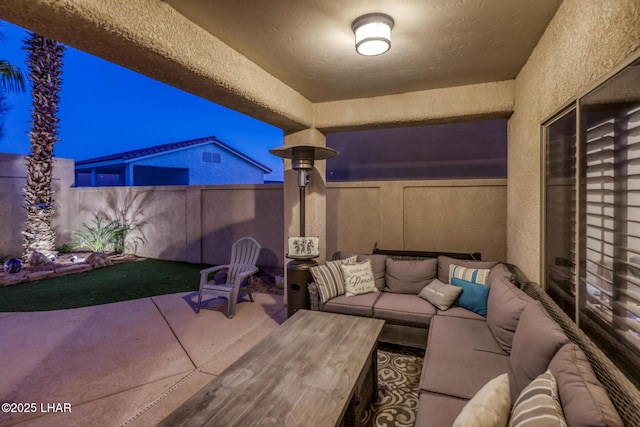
341;259;378;297
453;373;510;427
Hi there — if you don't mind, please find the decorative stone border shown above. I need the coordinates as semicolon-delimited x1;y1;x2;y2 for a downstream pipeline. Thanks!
0;253;142;287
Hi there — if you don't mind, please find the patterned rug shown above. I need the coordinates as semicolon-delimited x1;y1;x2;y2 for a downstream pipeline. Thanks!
363;344;425;427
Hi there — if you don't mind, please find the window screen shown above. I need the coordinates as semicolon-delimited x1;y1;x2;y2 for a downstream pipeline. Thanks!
326;119;507;182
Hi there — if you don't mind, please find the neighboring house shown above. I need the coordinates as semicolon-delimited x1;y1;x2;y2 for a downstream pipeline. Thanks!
74;136;272;187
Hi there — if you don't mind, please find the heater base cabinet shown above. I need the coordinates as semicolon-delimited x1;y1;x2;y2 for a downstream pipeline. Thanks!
286;259;317;317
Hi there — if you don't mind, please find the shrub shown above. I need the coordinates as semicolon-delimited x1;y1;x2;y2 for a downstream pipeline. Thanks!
70;217;127;254
56;243;74;254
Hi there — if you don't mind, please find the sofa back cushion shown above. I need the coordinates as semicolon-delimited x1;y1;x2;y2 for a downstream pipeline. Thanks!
549;343;624;427
438;255;497;283
487;277;533;353
385;258;437;294
510;302;569;394
488;263;515;285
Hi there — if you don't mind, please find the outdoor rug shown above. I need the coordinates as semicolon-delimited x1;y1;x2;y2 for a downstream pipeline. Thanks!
363;344;425;427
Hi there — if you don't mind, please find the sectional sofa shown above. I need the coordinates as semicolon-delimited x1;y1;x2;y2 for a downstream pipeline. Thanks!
307;250;638;427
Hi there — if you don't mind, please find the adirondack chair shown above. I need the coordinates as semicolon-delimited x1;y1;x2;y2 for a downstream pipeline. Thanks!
196;237;261;318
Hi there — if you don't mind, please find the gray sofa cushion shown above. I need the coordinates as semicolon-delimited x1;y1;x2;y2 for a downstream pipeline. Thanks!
320;292;381;317
437;256;498;283
373;293;436;327
487;262;515;285
549;343;624;427
415;392;467;427
340;251;388;290
385;258;437;294
486;277;532;354
510;302;569;394
436;306;485;321
420;316;517;402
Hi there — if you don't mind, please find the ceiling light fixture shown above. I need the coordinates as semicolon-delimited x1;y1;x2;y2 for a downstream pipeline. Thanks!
352;13;394;56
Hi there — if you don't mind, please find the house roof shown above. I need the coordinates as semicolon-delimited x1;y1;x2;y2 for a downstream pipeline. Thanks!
75;136;272;173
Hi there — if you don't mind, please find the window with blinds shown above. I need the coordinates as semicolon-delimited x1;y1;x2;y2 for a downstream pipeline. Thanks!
580;104;640;381
544;57;640;386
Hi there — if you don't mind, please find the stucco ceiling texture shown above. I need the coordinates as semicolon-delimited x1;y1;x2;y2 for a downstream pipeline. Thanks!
164;0;563;102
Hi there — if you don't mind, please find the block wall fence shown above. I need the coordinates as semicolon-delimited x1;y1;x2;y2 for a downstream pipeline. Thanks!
0;153;507;266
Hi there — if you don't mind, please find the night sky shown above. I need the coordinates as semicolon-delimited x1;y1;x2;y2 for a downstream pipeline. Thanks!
0;21;285;181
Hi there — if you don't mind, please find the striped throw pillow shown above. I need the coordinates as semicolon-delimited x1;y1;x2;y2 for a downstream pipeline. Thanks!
310;257;357;304
450;264;491;285
509;370;568;427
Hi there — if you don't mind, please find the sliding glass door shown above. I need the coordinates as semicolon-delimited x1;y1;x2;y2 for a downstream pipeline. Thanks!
544;108;577;319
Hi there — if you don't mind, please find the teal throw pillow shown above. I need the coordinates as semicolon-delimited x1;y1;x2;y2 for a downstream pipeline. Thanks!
451;277;490;317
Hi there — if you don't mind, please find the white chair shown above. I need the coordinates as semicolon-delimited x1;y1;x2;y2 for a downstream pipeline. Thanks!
196;237;261;318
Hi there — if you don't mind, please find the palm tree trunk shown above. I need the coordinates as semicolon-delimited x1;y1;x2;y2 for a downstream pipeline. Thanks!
22;32;65;260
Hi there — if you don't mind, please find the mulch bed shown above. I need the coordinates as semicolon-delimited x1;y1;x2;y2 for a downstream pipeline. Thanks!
248;266;285;295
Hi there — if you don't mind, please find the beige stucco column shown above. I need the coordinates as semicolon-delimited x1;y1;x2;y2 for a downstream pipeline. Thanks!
283;129;328;265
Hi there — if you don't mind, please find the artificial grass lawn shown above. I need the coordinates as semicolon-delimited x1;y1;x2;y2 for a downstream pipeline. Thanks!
0;259;209;312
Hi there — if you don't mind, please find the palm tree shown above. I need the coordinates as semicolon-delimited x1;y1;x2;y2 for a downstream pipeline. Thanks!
0;24;26;94
22;32;65;260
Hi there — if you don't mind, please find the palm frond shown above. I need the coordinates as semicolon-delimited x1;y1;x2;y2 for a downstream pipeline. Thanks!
0;60;26;93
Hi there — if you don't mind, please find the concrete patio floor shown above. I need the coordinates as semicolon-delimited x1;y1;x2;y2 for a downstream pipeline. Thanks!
0;291;286;426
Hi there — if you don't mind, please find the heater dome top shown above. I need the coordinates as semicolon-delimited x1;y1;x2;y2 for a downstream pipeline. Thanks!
269;145;338;162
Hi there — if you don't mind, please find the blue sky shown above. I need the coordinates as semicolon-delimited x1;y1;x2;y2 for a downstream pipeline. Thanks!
0;21;285;181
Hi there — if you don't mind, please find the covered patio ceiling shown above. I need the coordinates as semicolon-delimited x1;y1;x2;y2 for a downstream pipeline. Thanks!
166;0;563;102
0;0;562;131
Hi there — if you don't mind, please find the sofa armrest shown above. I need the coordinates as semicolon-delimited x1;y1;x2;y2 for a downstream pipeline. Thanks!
308;281;321;311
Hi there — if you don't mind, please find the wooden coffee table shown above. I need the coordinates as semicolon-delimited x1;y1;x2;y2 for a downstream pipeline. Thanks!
159;309;384;427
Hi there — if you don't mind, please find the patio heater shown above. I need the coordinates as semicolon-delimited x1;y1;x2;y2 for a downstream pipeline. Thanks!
269;145;338;317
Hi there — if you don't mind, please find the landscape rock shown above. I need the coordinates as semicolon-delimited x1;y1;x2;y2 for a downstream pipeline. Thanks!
28;251;56;272
86;252;113;268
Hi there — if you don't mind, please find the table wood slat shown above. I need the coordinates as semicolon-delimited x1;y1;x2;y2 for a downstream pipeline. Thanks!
159;310;385;427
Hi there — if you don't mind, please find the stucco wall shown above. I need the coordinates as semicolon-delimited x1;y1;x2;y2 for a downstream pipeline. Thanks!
327;179;507;262
508;0;640;282
0;153;75;258
314;80;514;132
66;184;285;266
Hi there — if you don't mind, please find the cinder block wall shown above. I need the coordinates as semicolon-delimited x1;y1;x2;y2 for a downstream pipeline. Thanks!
67;184;286;267
327;179;507;262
